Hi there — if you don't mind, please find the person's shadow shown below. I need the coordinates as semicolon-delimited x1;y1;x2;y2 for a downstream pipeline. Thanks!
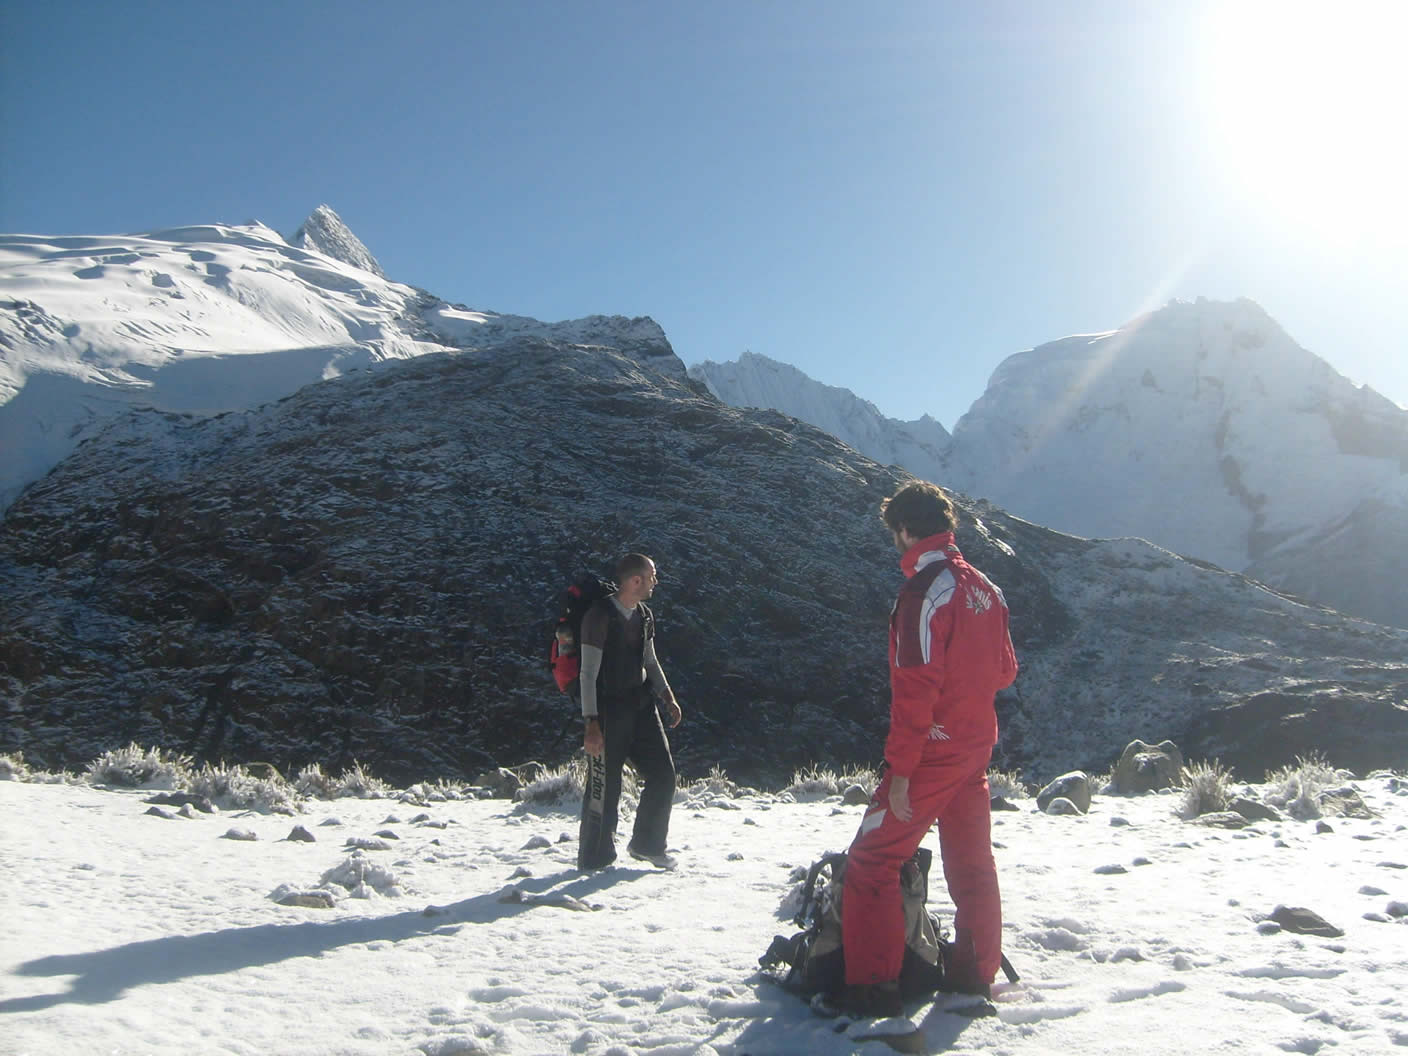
2;867;645;1015
728;976;983;1055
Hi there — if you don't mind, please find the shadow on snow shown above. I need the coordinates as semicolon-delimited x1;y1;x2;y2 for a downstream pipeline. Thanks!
1;866;649;1014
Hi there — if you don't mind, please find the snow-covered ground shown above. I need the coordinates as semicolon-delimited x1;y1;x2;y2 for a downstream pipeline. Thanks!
4;768;1406;1056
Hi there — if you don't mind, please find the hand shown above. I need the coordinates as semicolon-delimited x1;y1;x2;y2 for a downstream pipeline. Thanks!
583;719;604;756
661;691;682;728
888;774;913;823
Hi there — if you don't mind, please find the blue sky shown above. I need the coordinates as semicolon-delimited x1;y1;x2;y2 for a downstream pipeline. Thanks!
2;0;1403;426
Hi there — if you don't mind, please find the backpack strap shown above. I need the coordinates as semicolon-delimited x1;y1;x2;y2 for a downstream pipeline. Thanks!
1001;952;1020;983
793;852;847;928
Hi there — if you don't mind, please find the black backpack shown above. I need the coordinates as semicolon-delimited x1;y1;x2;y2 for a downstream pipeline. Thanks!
760;848;947;1001
549;573;616;694
759;847;1019;1002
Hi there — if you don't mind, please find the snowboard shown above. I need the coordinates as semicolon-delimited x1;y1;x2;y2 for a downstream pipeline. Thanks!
577;749;610;870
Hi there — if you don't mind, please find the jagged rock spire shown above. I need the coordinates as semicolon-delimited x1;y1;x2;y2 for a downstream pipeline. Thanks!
290;204;385;277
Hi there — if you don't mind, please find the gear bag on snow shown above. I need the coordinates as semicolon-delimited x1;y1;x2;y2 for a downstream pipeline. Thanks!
760;848;944;1000
759;847;1018;1001
548;573;616;694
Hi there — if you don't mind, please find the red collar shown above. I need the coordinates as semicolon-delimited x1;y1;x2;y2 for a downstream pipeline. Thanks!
899;532;957;578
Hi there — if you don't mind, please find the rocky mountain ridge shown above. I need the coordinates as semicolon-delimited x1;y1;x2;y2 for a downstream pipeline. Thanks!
3;211;1405;784
3;339;1405;786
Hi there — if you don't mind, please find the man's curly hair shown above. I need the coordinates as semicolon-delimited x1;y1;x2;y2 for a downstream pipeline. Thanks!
880;481;957;539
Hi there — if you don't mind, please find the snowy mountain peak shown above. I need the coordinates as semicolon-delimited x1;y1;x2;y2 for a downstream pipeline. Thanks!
688;350;950;480
289;204;384;277
693;299;1407;628
938;296;1408;624
948;297;1406;563
0;217;685;512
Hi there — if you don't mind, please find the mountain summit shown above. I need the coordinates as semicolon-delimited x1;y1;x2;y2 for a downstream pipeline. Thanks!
942;298;1407;626
289;204;384;277
696;299;1408;628
943;298;1406;570
0;217;681;511
689;351;951;481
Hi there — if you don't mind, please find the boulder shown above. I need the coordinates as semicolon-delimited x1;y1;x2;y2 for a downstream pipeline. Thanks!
1193;811;1249;829
1318;788;1376;819
842;784;871;806
1110;740;1184;794
1044;796;1084;816
1230;796;1283;823
1037;772;1092;814
515;761;548;784
344;836;392;851
275;888;337;909
1268;905;1343;938
474;767;523;799
145;791;216;813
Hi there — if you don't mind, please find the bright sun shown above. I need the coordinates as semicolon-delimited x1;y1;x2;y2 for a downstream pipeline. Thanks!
1200;1;1408;248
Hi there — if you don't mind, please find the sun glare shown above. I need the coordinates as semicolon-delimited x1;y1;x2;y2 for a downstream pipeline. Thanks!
1201;1;1408;248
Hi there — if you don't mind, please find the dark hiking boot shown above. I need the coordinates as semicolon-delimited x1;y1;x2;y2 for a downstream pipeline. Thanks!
627;843;678;870
942;930;992;998
945;979;991;1000
842;981;903;1018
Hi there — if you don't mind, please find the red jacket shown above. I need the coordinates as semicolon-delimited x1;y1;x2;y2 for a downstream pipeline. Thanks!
885;532;1018;777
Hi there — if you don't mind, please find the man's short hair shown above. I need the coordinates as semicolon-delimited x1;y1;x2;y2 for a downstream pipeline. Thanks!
881;481;957;539
615;552;654;582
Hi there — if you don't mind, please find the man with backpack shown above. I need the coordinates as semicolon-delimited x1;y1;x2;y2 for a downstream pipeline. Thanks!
576;553;682;871
841;482;1018;1017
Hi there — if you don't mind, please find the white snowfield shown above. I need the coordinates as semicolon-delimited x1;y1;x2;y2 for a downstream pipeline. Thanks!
3;774;1406;1056
0;217;676;511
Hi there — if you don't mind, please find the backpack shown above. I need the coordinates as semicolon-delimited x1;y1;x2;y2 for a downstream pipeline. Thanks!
760;848;946;1001
548;573;617;694
759;847;1018;1002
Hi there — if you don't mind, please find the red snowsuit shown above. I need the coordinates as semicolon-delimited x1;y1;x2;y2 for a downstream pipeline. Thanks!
842;532;1018;990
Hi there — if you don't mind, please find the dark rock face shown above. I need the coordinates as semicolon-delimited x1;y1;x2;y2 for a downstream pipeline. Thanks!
1183;689;1408;781
0;341;905;785
2;340;1406;786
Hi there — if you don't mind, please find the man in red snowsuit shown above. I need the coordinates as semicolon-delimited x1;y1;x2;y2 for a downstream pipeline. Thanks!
842;481;1018;1015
